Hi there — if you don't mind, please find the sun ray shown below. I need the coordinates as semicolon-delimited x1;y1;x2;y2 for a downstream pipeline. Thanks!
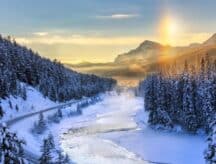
159;15;179;45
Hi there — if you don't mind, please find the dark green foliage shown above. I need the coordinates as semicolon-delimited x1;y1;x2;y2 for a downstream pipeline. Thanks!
15;104;19;112
39;138;52;164
8;100;12;109
48;109;63;124
40;135;71;164
57;109;63;118
204;118;216;163
0;105;4;118
55;151;71;164
0;125;26;163
32;113;47;134
139;57;216;132
47;133;55;150
0;35;116;102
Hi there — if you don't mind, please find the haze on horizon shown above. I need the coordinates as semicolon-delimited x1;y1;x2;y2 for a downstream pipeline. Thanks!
0;0;215;64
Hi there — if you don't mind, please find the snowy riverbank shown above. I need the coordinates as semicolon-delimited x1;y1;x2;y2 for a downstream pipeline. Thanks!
9;91;206;163
56;91;206;164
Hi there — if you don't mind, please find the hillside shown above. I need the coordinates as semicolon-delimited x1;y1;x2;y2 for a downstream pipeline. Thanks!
115;40;188;64
115;34;216;66
0;35;116;119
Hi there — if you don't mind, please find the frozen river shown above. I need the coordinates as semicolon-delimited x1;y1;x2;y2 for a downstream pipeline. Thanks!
58;91;206;164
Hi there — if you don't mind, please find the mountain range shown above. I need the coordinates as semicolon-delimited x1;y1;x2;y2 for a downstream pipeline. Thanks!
68;33;216;86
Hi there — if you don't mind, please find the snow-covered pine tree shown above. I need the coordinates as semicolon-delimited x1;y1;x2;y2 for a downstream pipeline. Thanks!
8;100;12;109
57;108;63;118
55;150;71;164
143;74;157;112
202;78;215;132
0;35;116;103
39;138;52;164
33;112;47;134
148;74;173;128
168;78;180;123
63;154;71;164
204;118;216;163
0;105;4;118
15;104;19;112
47;133;55;150
48;108;63;124
182;66;198;132
139;57;215;133
55;150;65;164
0;125;26;163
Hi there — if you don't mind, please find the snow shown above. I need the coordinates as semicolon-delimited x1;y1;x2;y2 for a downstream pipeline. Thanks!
9;102;79;156
0;84;58;122
52;91;145;164
7;90;206;164
56;91;206;164
102;110;206;164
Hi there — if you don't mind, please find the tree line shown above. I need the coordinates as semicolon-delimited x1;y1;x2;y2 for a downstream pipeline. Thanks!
138;56;216;162
0;35;116;109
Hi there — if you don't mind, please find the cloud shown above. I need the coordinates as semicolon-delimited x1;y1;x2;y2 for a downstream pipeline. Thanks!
15;32;211;47
33;32;48;36
96;14;139;19
15;35;146;46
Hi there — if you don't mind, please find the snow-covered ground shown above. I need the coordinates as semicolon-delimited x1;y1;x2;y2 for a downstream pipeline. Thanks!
0;84;58;122
9;97;85;156
102;109;206;164
8;90;206;164
54;91;206;164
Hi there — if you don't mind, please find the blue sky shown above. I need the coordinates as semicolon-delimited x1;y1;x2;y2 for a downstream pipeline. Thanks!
0;0;215;63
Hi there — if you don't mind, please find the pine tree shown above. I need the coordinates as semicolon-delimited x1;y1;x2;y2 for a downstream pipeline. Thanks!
39;138;52;164
203;79;214;131
8;100;12;109
0;105;4;118
47;133;55;150
139;58;215;133
63;154;71;164
55;151;71;164
57;109;63;118
0;34;116;103
15;104;19;112
33;113;47;134
0;125;26;163
182;72;198;132
56;150;64;164
204;118;216;163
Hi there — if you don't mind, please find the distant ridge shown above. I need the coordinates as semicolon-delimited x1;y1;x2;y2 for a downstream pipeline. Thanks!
69;33;216;86
203;33;216;45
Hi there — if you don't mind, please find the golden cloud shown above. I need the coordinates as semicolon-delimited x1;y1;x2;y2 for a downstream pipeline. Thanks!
15;33;211;47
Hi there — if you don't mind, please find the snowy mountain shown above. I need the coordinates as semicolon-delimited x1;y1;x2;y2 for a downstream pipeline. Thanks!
69;33;216;86
0;35;116;120
114;40;187;64
115;34;216;65
203;33;216;45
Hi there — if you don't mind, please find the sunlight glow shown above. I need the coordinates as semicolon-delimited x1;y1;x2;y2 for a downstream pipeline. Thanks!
159;15;179;45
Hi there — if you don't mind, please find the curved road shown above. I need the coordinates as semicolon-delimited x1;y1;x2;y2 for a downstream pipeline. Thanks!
1;98;90;164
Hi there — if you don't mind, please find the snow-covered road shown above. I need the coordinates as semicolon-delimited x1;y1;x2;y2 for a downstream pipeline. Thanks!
56;91;206;164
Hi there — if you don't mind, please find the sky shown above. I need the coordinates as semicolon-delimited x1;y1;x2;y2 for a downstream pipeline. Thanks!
0;0;216;63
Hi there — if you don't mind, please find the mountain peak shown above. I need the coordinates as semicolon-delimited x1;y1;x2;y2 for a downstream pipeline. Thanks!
203;33;216;45
139;40;162;49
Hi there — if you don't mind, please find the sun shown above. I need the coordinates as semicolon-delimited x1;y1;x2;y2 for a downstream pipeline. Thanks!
166;20;178;35
159;16;179;45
